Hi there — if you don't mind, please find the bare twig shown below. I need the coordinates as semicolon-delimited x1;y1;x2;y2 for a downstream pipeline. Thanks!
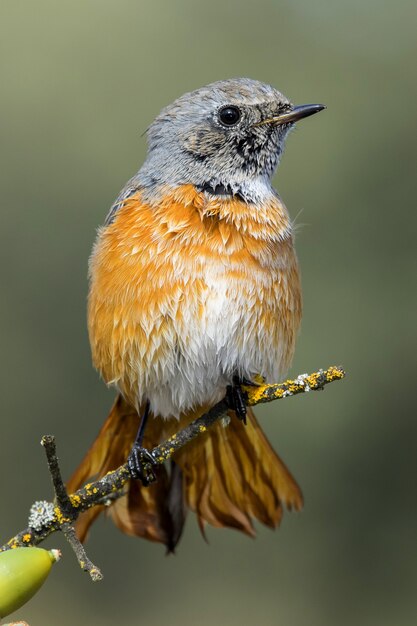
0;365;345;577
62;524;103;581
39;435;103;581
41;435;73;515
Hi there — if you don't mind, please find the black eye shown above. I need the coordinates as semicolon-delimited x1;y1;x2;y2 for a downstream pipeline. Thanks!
218;105;241;126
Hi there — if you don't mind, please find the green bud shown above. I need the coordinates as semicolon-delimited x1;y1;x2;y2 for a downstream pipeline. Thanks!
0;547;60;618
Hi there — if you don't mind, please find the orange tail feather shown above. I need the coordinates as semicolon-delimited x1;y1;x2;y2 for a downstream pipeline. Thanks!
175;407;303;537
67;397;302;550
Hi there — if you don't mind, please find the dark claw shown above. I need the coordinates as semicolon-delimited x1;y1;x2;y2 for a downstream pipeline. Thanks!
127;445;157;485
226;376;249;424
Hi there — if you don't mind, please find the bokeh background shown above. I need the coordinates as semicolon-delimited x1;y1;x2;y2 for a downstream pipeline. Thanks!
1;1;416;624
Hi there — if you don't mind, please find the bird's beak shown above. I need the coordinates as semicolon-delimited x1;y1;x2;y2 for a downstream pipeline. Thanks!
253;103;326;127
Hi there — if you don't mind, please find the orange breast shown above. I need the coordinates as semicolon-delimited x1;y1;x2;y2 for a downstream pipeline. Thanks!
88;184;302;417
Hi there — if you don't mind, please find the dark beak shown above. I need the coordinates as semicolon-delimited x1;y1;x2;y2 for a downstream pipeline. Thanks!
254;103;326;127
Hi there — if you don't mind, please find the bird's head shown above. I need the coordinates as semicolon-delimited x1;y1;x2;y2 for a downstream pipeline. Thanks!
140;78;325;201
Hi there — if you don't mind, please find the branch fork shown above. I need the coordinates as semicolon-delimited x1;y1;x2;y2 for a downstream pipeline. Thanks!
1;366;345;580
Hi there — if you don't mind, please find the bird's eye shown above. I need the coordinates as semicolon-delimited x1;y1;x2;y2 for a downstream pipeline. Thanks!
218;105;241;126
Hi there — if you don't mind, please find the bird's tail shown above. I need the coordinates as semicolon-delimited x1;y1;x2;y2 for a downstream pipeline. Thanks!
67;394;303;551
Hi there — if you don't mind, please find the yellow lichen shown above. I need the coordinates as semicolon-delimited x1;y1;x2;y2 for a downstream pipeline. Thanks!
53;507;71;525
70;494;81;507
244;366;345;406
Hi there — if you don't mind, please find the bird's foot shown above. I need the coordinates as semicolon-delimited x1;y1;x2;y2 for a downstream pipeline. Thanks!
226;375;257;424
127;445;157;486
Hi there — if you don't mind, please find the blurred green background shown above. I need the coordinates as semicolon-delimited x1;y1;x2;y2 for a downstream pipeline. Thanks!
1;0;416;624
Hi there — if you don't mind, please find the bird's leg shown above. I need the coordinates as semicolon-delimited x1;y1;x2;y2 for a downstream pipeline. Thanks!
226;375;259;425
127;401;157;485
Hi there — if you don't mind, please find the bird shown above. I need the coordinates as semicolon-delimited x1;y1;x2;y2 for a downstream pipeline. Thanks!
68;78;325;551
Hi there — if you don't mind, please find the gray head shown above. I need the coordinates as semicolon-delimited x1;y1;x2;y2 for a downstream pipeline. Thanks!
117;78;324;209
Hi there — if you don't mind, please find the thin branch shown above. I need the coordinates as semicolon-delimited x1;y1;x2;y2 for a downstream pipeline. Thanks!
41;435;74;516
62;524;103;582
37;435;103;580
0;365;345;575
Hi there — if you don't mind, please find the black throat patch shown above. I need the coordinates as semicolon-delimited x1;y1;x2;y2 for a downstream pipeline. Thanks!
199;182;245;202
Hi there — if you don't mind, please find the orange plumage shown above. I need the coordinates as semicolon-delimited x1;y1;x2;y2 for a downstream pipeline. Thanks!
68;78;325;550
69;184;302;548
88;185;301;412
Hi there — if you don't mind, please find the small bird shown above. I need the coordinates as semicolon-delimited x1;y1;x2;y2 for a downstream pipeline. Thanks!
68;78;325;551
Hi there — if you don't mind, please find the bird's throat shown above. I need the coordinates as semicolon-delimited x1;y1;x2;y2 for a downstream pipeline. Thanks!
138;183;293;247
